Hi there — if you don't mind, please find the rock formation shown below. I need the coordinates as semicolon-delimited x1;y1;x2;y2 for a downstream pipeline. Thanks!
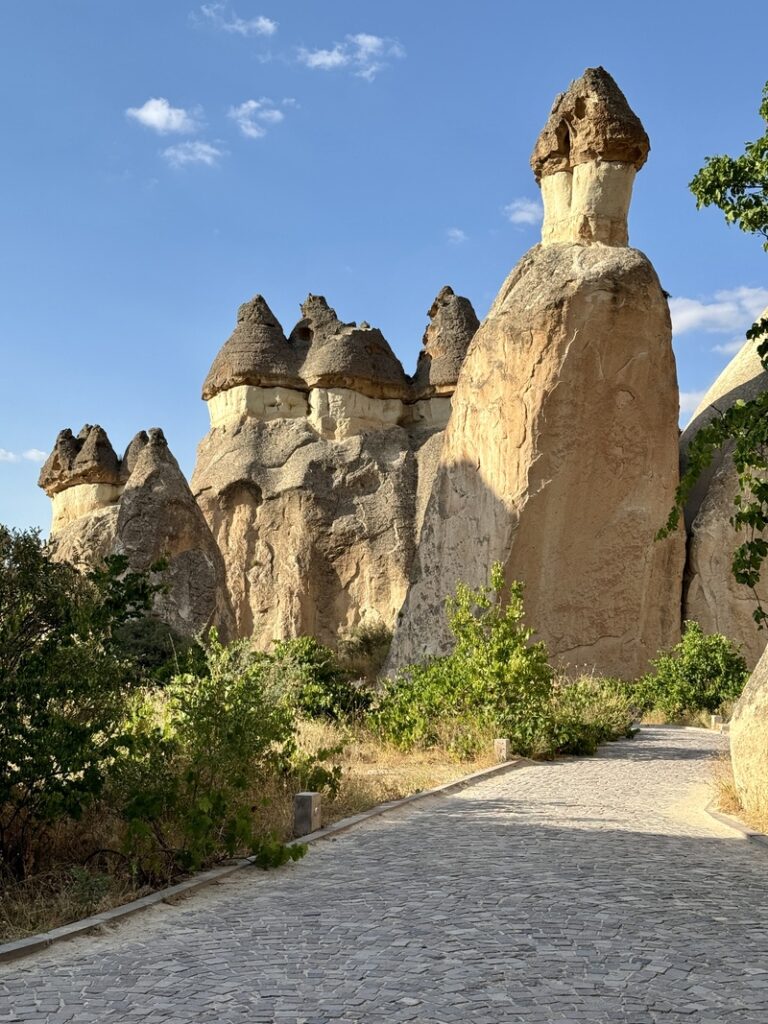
190;288;478;645
387;67;684;679
39;425;234;639
730;644;768;817
679;329;768;668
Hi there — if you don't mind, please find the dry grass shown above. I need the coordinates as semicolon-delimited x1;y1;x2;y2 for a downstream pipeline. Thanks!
0;722;496;943
712;752;768;835
298;719;498;826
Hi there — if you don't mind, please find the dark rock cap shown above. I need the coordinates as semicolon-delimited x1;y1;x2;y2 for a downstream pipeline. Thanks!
202;295;306;400
413;286;479;396
531;67;650;182
39;424;120;495
292;295;410;400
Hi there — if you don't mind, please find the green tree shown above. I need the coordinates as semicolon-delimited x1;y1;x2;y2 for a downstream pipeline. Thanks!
0;527;157;877
661;81;768;626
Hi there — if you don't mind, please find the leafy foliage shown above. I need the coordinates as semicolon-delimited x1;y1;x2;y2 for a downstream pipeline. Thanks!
0;527;158;878
373;564;554;757
548;676;638;756
336;622;393;684
271;636;373;720
250;835;307;871
634;621;748;720
660;81;768;626
113;632;340;879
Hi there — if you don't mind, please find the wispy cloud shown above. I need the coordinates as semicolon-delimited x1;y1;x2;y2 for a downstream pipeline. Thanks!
297;33;405;81
197;3;277;36
228;97;290;138
669;286;768;336
446;228;467;245
712;337;747;356
162;140;224;167
126;97;199;134
503;198;544;227
679;390;707;416
0;448;46;464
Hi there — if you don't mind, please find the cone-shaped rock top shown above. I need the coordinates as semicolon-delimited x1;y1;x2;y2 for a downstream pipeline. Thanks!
39;424;120;495
413;286;480;395
531;67;650;182
292;294;410;399
202;295;304;400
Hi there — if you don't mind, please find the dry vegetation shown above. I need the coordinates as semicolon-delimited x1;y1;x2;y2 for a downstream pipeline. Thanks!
712;753;768;835
0;724;498;943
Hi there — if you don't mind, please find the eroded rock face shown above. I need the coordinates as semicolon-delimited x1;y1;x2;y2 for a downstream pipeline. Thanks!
387;69;683;679
191;288;478;644
41;427;234;639
731;646;768;818
680;328;768;668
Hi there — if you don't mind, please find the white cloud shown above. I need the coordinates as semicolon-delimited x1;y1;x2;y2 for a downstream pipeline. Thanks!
22;449;47;463
446;228;467;245
228;98;287;138
712;337;746;356
669;286;768;336
0;448;46;464
198;3;277;36
126;97;199;135
503;198;544;227
297;33;405;80
679;390;707;416
162;140;224;167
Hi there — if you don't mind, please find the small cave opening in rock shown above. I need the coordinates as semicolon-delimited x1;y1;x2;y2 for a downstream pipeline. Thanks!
294;326;313;344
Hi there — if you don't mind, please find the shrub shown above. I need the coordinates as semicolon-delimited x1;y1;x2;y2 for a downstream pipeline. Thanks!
373;564;554;757
548;676;638;756
336;622;392;684
112;614;207;684
271;636;373;720
113;632;336;878
634;621;749;720
0;528;157;878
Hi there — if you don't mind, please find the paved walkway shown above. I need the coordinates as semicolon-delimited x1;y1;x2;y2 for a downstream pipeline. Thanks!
3;727;768;1023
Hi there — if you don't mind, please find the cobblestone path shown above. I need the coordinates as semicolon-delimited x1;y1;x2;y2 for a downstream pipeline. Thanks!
3;726;768;1023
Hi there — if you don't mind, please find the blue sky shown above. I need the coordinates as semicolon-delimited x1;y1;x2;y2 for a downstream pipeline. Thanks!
2;1;768;532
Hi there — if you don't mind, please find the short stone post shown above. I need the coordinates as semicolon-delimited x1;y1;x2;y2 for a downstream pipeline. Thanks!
494;738;511;763
293;791;322;837
711;714;724;731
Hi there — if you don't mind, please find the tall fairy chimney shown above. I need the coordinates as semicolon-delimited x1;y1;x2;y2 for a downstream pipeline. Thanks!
531;67;650;246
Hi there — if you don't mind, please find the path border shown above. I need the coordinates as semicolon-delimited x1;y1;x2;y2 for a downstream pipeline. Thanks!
0;757;529;965
704;800;768;849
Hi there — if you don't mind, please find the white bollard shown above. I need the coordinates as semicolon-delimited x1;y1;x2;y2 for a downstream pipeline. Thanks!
494;738;511;763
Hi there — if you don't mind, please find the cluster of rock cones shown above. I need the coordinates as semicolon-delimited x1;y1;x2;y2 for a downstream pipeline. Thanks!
38;67;768;688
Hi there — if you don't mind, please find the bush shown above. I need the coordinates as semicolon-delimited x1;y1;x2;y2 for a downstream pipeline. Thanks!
336;622;392;684
373;564;554;758
112;614;207;684
548;676;638;756
0;528;157;878
634;621;749;720
112;632;337;879
271;636;373;720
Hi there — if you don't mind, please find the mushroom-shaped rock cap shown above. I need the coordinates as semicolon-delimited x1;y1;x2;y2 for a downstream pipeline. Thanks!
531;67;650;181
202;295;305;400
413;286;479;396
294;295;410;399
38;424;120;496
